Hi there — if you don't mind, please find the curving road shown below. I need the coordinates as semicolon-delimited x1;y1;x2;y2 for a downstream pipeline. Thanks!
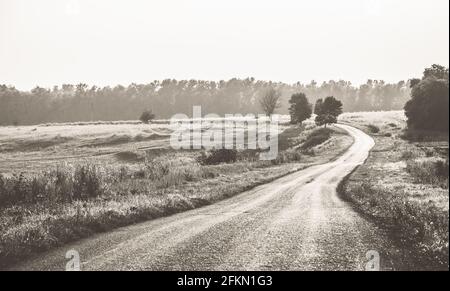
11;124;406;271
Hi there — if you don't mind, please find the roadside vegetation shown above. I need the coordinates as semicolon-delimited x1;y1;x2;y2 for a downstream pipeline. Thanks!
338;65;449;270
300;128;333;150
339;111;448;269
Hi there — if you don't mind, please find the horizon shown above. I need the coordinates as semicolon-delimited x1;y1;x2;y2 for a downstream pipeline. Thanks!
1;0;449;91
0;76;422;92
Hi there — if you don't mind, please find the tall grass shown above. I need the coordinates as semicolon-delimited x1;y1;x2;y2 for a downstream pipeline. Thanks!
406;158;449;188
338;180;449;269
0;151;300;267
0;165;104;208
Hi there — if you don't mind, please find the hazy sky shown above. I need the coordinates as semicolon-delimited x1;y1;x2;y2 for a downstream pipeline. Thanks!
1;0;449;90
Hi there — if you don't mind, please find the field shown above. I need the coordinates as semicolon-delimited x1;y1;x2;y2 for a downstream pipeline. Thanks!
339;111;449;269
0;117;352;268
0;122;173;176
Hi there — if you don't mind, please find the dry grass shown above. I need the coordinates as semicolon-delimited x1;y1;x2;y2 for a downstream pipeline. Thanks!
339;111;449;270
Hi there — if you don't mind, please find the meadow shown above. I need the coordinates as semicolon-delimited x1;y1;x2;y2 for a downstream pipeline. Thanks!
338;111;449;270
0;117;352;268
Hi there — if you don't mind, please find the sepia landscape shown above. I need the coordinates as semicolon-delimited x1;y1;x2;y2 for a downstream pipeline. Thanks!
0;0;448;272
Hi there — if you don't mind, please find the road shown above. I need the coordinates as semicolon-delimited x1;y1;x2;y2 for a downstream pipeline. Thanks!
10;124;406;271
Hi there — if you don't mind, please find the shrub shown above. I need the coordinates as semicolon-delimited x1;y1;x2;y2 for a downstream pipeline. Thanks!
197;149;238;165
300;128;332;150
405;73;449;132
367;124;380;134
271;150;302;165
139;110;155;124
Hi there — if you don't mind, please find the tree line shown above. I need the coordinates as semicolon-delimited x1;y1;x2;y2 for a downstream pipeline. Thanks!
262;64;449;133
0;78;411;125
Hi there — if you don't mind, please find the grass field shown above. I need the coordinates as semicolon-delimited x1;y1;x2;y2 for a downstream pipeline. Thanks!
0;117;352;268
339;111;449;270
0;122;173;176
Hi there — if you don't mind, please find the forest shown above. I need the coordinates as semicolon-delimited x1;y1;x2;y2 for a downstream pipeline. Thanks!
0;78;411;125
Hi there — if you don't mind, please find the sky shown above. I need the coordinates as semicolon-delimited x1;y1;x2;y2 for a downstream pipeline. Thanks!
0;0;449;90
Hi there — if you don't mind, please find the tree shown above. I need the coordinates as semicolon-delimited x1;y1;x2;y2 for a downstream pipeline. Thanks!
423;64;449;80
140;110;155;124
404;73;449;132
409;78;421;89
75;83;88;97
288;93;312;124
314;98;324;115
314;96;343;127
259;87;281;116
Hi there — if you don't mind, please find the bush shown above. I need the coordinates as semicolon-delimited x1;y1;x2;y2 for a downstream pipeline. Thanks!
197;149;238;165
405;77;449;132
300;128;332;150
367;124;380;134
271;150;302;165
139;110;155;124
